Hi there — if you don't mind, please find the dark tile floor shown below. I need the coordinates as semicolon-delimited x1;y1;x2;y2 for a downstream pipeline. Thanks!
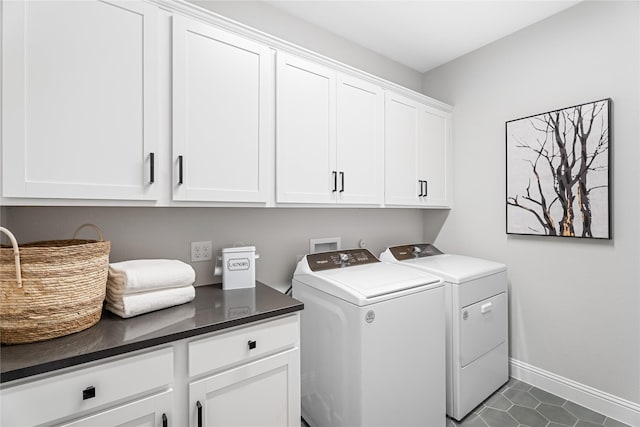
448;378;630;427
301;378;630;427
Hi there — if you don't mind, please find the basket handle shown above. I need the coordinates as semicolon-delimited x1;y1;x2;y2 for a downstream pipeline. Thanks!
0;227;23;288
72;224;104;241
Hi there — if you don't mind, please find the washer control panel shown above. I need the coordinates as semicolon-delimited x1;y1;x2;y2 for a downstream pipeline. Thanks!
307;249;379;271
387;243;443;261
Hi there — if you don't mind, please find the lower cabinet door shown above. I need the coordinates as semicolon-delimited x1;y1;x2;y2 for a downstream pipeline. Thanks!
189;349;300;427
59;389;172;427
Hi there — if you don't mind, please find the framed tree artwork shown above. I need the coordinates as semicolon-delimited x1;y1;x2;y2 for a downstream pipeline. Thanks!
506;98;611;239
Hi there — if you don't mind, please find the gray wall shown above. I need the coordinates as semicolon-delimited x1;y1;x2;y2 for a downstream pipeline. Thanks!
3;207;431;291
422;1;640;403
188;0;424;92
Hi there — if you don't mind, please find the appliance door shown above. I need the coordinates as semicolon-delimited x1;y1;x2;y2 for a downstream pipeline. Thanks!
360;286;445;427
459;292;507;367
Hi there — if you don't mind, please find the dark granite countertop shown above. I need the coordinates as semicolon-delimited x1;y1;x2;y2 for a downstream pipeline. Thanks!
0;283;303;384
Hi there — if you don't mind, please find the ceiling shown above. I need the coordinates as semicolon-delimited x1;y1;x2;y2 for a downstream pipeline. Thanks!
263;1;581;73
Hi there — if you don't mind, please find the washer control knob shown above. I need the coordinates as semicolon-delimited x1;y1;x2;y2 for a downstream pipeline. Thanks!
412;246;422;257
339;253;349;264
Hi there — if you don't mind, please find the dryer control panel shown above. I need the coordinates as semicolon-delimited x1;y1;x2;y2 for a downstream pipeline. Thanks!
387;243;443;261
307;249;379;271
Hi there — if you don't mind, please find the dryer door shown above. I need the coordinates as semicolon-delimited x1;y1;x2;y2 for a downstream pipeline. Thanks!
459;292;507;367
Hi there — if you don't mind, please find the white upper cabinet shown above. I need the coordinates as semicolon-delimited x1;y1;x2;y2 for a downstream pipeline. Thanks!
336;74;384;205
2;0;158;200
276;53;383;205
276;53;337;204
385;92;421;206
1;1;451;208
172;15;273;203
419;105;451;207
385;91;452;207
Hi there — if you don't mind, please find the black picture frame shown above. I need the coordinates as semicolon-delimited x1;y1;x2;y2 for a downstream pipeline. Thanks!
505;98;611;239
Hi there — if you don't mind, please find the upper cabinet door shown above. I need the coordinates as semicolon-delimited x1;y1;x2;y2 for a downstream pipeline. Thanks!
384;92;421;206
276;53;337;204
2;0;158;200
336;74;384;205
172;16;273;203
419;106;452;207
385;91;452;208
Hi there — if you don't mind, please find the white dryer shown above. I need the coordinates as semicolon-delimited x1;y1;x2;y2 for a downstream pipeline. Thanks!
380;244;508;421
292;249;445;427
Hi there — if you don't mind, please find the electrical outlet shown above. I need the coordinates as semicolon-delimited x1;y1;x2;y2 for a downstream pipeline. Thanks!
191;241;213;262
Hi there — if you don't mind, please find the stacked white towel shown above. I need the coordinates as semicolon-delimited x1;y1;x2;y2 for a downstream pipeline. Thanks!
106;259;196;318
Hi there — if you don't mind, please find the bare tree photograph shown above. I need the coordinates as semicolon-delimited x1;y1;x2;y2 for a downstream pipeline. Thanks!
506;99;611;239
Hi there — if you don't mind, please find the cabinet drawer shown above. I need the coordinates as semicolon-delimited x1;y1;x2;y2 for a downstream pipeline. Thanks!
1;347;173;427
59;389;173;427
189;315;299;377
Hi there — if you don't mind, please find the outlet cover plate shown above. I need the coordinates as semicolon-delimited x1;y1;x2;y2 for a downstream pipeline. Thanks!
191;241;213;262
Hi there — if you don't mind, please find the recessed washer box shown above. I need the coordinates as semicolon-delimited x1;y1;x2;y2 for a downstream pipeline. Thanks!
309;237;341;253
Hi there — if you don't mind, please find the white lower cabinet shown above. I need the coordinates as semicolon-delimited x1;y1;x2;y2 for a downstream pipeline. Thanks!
0;347;174;427
187;314;301;427
0;314;300;427
189;349;300;427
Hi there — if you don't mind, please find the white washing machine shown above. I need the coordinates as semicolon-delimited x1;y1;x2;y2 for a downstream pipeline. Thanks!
292;249;445;427
380;244;508;421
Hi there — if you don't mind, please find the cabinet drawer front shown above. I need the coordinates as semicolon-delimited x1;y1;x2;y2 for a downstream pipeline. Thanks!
59;389;172;427
1;347;173;427
189;315;299;377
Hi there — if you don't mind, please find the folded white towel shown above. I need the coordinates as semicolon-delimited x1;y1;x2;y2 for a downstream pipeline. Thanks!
108;259;195;295
105;285;195;318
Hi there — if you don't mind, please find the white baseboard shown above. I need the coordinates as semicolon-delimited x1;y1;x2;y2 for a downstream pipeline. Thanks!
510;358;640;426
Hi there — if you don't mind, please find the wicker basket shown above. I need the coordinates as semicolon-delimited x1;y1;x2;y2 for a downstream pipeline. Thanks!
0;224;110;345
